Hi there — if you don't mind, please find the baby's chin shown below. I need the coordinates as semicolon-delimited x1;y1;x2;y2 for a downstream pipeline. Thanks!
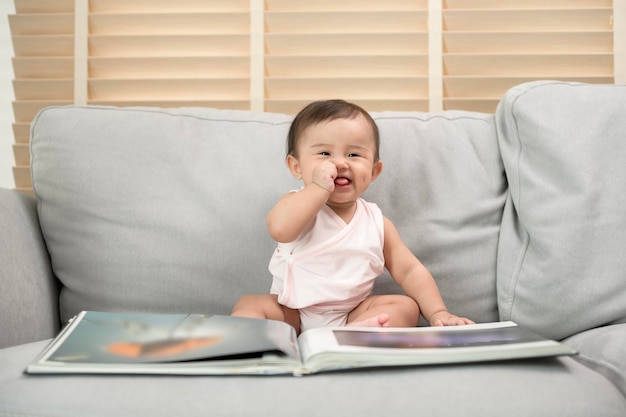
326;196;358;208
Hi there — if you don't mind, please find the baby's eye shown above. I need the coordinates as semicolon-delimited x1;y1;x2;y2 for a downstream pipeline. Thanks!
347;153;360;158
318;151;330;156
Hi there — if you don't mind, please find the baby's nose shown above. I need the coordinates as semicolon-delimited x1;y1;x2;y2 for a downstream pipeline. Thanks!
332;156;349;168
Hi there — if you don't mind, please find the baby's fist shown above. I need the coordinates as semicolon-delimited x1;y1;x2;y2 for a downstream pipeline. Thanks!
312;161;337;193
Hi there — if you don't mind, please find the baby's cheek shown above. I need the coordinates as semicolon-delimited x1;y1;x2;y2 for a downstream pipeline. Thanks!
360;173;374;183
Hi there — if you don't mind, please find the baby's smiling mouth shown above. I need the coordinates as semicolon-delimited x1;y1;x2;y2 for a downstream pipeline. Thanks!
334;177;351;186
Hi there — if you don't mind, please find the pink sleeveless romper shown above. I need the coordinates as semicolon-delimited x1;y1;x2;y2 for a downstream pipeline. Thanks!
269;198;385;332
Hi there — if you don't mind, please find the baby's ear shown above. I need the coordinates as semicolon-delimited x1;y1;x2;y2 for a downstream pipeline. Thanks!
286;155;303;180
371;160;383;181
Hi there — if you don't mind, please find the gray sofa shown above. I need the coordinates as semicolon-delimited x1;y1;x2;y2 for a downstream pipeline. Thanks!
0;80;624;416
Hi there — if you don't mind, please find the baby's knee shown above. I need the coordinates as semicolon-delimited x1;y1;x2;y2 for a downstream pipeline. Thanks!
391;295;420;325
233;294;273;310
400;295;419;310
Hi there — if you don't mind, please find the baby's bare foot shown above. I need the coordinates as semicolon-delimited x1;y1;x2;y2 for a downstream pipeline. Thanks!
348;313;390;328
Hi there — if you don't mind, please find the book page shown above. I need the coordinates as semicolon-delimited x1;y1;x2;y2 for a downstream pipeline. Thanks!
44;312;301;364
297;322;575;374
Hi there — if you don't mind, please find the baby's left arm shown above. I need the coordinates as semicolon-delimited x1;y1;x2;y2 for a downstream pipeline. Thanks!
382;216;474;326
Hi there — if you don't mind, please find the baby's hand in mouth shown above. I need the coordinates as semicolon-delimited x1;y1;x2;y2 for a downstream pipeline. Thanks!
312;161;338;192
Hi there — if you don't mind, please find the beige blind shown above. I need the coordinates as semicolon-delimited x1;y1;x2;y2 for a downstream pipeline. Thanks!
87;0;250;109
10;0;73;192
441;0;615;112
264;0;429;113
8;0;622;193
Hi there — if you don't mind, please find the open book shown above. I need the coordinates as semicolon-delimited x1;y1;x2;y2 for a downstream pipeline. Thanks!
26;311;576;376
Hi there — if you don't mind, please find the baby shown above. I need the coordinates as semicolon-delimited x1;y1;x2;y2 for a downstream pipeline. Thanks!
232;99;473;334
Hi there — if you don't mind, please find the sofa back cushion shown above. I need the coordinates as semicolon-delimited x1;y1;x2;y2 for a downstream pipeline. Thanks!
367;112;505;324
31;106;504;324
31;107;294;323
0;188;60;347
496;81;626;340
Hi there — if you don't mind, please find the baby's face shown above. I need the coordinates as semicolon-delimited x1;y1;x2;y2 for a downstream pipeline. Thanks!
290;114;382;207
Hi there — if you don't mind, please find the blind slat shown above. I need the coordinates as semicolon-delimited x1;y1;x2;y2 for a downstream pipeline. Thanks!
89;13;250;35
13;100;71;123
13;79;73;100
12;167;32;189
265;77;428;100
13;57;73;78
266;0;428;12
89;79;250;101
443;75;615;97
265;99;429;114
442;0;612;9
13;124;31;144
12;36;74;56
266;56;428;77
88;99;251;110
442;98;498;113
444;32;614;53
89;0;249;13
266;11;428;34
443;9;613;32
89;57;250;78
443;54;614;76
8;14;74;35
89;35;249;57
13;144;30;166
266;33;428;55
14;0;73;13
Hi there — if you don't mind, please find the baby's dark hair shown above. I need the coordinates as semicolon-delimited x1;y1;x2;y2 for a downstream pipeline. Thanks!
287;99;380;161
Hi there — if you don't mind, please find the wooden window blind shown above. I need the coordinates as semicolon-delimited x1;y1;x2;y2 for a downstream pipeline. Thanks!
8;0;624;193
10;0;73;192
264;0;429;113
87;0;251;108
441;0;615;112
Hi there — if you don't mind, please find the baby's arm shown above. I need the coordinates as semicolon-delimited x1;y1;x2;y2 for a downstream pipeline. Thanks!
382;216;474;326
267;161;337;243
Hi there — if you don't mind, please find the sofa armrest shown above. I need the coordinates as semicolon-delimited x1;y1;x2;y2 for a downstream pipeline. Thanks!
0;187;60;348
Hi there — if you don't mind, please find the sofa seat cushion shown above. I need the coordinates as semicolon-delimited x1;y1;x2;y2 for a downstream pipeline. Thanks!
496;81;626;340
1;341;625;417
564;324;626;398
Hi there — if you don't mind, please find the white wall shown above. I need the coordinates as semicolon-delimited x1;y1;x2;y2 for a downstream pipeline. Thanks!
0;2;15;189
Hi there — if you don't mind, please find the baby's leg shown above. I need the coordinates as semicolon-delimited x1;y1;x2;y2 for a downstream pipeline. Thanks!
231;294;300;333
347;295;420;328
347;313;391;328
